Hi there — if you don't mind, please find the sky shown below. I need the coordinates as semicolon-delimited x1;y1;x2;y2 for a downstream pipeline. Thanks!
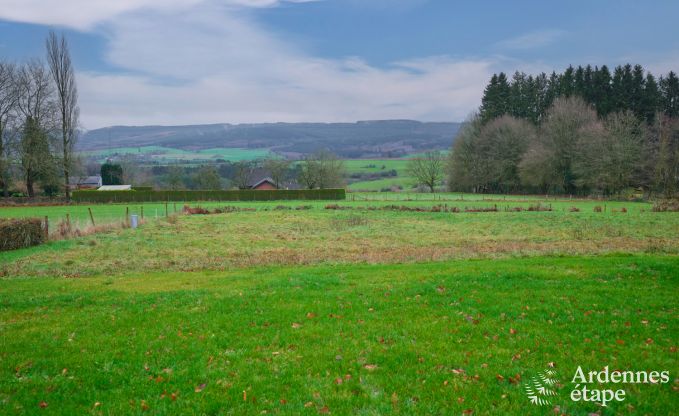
0;0;678;129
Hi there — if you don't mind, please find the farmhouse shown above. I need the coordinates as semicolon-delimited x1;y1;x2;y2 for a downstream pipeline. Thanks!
246;174;301;190
68;175;102;190
248;177;277;190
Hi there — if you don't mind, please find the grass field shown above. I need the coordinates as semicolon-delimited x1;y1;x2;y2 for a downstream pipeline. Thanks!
1;194;677;414
0;193;659;237
344;159;415;191
343;160;410;174
80;146;273;164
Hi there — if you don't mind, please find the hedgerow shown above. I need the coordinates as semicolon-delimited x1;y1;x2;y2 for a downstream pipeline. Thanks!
72;189;346;203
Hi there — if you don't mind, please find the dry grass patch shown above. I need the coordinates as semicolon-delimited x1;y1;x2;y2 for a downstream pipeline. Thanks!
3;208;679;278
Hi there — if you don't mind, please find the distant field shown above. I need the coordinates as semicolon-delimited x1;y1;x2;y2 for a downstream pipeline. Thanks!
80;146;273;163
344;159;410;174
344;159;413;190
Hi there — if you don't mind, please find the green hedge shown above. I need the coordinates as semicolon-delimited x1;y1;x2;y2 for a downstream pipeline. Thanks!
0;218;46;251
72;189;346;203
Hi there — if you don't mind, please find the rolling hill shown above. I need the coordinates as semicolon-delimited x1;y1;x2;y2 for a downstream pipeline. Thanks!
79;120;460;158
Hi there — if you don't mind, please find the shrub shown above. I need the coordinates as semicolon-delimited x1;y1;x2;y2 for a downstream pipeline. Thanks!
0;218;45;251
73;189;346;203
652;199;679;212
527;203;552;212
183;205;210;215
464;206;499;212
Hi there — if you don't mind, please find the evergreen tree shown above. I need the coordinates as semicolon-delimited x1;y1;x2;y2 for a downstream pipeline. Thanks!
560;66;575;96
592;65;613;116
582;65;595;103
660;71;679;117
101;162;123;185
630;64;646;119
641;73;661;124
480;74;499;122
509;72;529;120
534;73;551;123
574;65;586;98
480;73;511;122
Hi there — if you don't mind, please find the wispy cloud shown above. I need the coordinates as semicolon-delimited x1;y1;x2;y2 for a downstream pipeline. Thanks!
0;0;536;128
496;29;566;50
0;0;316;30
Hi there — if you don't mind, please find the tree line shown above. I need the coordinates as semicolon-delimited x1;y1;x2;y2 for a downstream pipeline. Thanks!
447;64;679;197
98;149;346;191
0;32;79;199
480;64;678;124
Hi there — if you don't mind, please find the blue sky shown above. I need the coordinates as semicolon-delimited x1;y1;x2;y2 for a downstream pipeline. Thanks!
0;0;677;128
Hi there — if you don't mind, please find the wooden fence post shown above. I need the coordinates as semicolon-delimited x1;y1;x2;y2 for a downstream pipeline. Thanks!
126;207;129;225
88;207;96;226
66;213;71;233
165;202;168;217
44;216;49;240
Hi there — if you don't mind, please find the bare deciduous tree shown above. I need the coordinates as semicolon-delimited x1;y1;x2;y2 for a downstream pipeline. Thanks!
653;116;679;197
263;158;290;189
573;111;645;195
46;31;79;201
447;114;485;192
297;150;345;189
194;165;222;190
16;60;54;124
448;114;534;193
528;97;598;193
233;161;255;189
166;165;184;190
297;155;319;189
408;150;444;193
0;61;18;196
16;61;57;197
315;150;345;189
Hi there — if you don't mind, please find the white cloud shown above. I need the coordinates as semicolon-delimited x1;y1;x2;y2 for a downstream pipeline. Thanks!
1;0;502;128
75;1;496;128
496;29;566;50
0;0;316;30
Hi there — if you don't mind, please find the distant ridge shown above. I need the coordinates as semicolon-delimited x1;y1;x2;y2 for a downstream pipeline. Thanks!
79;120;460;158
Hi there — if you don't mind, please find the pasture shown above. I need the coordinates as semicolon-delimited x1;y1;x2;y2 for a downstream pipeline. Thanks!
343;159;414;191
80;146;274;164
0;193;677;414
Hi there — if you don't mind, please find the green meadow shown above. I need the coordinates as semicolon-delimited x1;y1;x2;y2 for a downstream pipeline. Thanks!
0;194;678;414
344;159;415;191
80;146;273;164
